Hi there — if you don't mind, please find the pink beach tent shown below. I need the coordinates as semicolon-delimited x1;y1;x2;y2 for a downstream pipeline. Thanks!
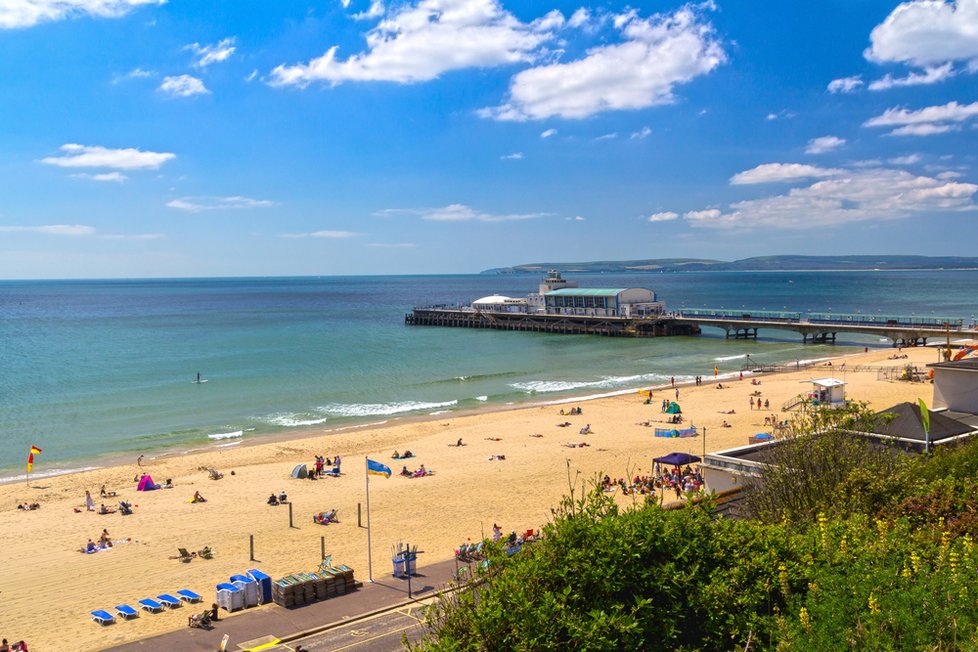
137;474;159;491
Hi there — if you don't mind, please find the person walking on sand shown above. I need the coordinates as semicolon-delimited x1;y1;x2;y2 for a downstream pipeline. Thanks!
137;454;144;467
85;490;95;512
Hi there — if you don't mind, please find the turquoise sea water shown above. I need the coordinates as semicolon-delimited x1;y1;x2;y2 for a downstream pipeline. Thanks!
2;271;976;478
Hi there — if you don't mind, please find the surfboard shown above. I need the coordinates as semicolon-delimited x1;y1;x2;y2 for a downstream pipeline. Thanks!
192;379;209;384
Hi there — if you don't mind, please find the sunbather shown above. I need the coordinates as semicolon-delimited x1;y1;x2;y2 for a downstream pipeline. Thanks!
400;466;411;477
313;509;339;524
267;494;279;506
191;491;206;503
98;503;116;515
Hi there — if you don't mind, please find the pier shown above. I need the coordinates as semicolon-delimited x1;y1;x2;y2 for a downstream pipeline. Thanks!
671;309;978;347
405;307;700;338
406;306;978;346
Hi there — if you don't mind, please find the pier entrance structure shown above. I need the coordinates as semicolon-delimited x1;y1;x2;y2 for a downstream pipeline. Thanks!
671;309;976;346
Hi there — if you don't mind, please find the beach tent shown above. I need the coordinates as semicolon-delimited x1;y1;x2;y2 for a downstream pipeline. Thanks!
749;433;774;444
291;464;308;479
666;402;682;414
653;452;701;467
136;474;158;491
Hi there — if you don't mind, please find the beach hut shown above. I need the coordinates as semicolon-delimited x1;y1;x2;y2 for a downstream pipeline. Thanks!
291;464;308;479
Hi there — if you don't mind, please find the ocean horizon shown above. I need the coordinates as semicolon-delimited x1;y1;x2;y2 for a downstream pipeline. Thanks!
2;270;975;479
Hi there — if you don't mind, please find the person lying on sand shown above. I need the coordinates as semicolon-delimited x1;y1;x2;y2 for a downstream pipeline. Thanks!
484;437;502;441
721;421;731;428
488;454;506;461
718;409;736;414
563;442;591;448
556;422;572;427
17;502;40;510
313;509;339;525
529;433;543;438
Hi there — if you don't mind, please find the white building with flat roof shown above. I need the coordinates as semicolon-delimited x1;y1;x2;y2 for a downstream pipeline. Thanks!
544;287;663;318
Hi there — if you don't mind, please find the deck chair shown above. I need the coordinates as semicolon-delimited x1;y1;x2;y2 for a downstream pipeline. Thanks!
198;546;213;559
177;589;203;603
208;468;224;480
115;604;139;620
177;547;193;562
139;598;164;613
157;594;182;609
316;554;333;572
91;609;115;625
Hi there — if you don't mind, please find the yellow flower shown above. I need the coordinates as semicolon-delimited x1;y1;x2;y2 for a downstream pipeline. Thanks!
868;593;880;615
910;551;922;575
799;607;811;631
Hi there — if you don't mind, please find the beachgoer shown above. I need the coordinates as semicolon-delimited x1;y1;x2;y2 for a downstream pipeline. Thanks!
456;438;463;447
764;399;770;409
137;455;144;467
86;539;97;553
401;466;410;476
196;371;201;383
675;388;679;400
267;494;279;506
493;524;502;541
192;491;206;503
279;490;287;503
393;450;400;459
85;491;95;512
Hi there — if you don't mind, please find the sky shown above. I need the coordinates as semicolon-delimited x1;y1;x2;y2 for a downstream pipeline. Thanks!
1;0;977;278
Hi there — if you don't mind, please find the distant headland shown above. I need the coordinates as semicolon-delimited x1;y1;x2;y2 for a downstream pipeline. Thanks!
482;255;978;275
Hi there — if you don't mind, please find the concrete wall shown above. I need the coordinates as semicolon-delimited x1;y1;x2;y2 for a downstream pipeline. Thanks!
933;369;978;413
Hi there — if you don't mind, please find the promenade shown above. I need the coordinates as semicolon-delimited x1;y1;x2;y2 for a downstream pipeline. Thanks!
105;558;459;652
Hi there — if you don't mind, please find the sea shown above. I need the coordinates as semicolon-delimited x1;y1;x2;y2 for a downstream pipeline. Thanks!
2;271;976;480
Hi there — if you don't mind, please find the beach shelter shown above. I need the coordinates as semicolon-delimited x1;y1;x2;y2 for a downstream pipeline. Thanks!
666;402;682;414
871;402;972;442
136;474;157;491
653;452;701;467
290;464;308;479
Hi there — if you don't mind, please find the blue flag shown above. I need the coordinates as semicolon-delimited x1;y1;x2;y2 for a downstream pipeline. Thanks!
367;458;391;478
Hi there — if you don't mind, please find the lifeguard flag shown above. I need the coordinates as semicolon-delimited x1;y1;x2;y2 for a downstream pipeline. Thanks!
367;459;392;478
27;445;42;473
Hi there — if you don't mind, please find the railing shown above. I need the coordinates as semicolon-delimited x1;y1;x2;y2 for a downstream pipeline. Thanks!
677;309;965;329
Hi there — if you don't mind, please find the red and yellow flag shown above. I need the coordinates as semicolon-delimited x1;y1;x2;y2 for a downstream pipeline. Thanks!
27;445;42;473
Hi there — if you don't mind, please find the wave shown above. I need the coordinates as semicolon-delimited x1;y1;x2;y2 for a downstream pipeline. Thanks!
475;395;488;401
511;372;672;394
714;353;748;362
207;430;243;440
317;400;458;418
0;465;102;484
266;415;329;428
216;441;242;448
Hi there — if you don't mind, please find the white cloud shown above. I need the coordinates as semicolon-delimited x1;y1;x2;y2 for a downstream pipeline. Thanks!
482;5;725;120
159;74;209;97
500;151;524;160
112;67;154;83
805;135;846;155
864;100;978;136
686;168;977;229
353;0;384;20
648;211;678;222
385;203;546;222
245;69;258;82
269;0;556;86
730;163;843;185
888;153;921;165
283;230;360;238
631;126;652;140
868;63;955;90
340;0;351;7
367;242;416;247
765;109;797;121
568;7;590;29
540;128;558;138
565;215;585;221
866;0;978;67
0;223;95;235
0;0;164;29
889;123;960;136
166;196;275;212
865;101;978;127
827;75;864;93
185;37;236;68
71;171;127;182
41;144;175;170
684;208;721;221
595;132;618;140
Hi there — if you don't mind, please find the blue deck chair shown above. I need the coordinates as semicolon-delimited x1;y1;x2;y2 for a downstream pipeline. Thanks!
115;604;139;620
157;594;182;609
91;609;115;625
139;598;165;613
177;589;203;603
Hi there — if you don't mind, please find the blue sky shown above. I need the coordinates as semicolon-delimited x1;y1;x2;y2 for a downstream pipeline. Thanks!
1;0;977;278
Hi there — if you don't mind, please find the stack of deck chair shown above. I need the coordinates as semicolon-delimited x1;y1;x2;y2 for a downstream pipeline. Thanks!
271;564;358;607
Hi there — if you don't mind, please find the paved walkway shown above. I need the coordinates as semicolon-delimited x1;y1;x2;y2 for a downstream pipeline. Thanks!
106;558;463;651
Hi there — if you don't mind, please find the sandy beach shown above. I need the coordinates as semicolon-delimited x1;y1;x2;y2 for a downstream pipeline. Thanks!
0;346;941;650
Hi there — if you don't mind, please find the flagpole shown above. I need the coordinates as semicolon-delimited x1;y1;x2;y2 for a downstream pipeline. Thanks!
365;456;373;582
